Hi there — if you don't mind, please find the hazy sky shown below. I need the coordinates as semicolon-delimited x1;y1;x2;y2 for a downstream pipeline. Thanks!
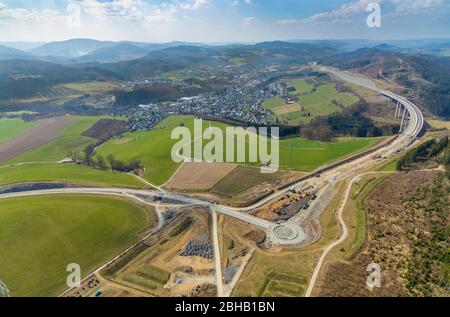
0;0;449;42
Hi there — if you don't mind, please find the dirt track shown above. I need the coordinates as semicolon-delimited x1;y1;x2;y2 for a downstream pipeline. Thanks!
0;116;71;164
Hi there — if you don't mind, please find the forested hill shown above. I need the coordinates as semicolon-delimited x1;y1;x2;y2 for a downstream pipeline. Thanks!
0;60;121;100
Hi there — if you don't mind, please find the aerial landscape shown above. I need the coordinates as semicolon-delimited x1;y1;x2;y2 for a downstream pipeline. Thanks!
0;0;449;302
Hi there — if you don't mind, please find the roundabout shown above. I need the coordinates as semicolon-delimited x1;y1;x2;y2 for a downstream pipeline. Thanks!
268;223;306;245
273;225;298;240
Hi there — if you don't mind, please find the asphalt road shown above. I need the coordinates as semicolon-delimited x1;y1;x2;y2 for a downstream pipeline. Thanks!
0;67;425;298
212;211;225;297
304;171;394;297
302;67;425;297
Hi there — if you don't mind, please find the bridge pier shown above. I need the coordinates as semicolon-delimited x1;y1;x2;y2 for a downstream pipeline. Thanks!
395;102;400;118
400;106;407;133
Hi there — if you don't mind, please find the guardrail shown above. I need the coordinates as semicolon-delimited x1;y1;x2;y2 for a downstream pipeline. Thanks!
380;91;424;139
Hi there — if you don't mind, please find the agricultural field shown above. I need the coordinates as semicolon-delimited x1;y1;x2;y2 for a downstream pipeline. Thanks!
287;79;314;95
61;81;121;94
0;163;144;188
0;118;35;143
165;162;238;191
262;97;285;110
271;104;302;116
3;116;116;165
0;195;156;297
0;117;71;164
95;116;230;186
296;83;358;117
212;166;283;197
95;115;382;185
263;82;359;126
95;116;195;186
278;136;383;171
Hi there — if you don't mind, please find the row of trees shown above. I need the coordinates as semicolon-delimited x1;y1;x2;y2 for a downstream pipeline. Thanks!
68;145;143;174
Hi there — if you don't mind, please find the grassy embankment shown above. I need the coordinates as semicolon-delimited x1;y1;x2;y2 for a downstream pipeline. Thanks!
0;163;143;188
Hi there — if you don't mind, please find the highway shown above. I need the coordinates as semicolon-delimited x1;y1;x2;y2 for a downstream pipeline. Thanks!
0;187;270;230
304;171;395;297
0;67;426;297
380;91;424;139
0;76;425;247
302;67;425;297
212;212;225;297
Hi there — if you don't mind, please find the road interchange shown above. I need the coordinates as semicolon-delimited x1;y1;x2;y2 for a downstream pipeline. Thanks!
0;69;425;297
0;71;424;246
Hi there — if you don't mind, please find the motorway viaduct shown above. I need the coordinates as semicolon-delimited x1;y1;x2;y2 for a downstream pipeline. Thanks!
0;78;424;247
382;91;424;139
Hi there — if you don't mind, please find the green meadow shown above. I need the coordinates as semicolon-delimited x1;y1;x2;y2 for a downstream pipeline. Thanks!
262;97;285;110
4;116;119;165
278;137;381;171
0;195;156;297
287;79;314;95
0;118;35;143
263;81;359;126
95;115;227;186
95;115;383;185
298;83;358;116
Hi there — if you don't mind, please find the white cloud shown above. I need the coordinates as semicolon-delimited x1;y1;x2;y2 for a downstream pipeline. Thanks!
179;0;209;11
277;19;300;25
305;0;376;23
230;0;252;7
243;16;255;26
145;5;178;24
80;0;147;21
0;1;65;24
298;0;445;24
390;0;443;14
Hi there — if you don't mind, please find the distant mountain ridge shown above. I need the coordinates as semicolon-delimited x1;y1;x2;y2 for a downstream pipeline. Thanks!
0;45;35;61
30;39;116;58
